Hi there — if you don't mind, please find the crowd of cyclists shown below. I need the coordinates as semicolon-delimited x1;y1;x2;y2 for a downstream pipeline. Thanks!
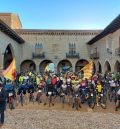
0;70;120;111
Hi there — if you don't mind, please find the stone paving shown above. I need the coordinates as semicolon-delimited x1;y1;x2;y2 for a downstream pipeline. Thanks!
1;109;120;129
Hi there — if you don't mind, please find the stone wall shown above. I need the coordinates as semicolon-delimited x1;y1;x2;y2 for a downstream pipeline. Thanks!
0;31;22;71
89;29;120;73
17;31;98;72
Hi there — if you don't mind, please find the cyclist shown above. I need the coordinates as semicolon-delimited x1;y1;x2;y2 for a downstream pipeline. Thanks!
96;81;103;106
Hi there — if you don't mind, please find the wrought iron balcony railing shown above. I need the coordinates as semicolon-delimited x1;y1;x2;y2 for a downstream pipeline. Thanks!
90;52;99;59
32;52;45;59
115;48;120;56
107;48;112;54
66;53;80;58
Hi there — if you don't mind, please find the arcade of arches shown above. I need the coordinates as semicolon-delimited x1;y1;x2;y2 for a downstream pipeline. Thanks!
1;44;119;74
19;59;120;73
19;59;96;73
1;52;119;73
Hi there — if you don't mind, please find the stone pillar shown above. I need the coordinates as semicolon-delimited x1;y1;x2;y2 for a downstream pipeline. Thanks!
54;63;57;74
36;64;40;73
34;60;40;73
72;63;76;72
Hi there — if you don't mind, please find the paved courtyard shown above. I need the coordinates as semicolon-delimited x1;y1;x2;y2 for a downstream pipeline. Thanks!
1;108;120;129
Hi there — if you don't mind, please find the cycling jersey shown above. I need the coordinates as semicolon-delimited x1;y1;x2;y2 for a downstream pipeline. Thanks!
96;84;103;93
19;76;24;83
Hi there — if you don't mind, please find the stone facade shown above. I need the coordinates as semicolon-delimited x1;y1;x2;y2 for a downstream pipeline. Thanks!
0;31;23;71
15;30;100;72
88;29;120;73
0;13;119;73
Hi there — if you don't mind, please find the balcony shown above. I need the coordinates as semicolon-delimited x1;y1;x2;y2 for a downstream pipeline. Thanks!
90;52;99;59
115;48;120;56
66;53;80;58
32;52;45;59
107;48;112;54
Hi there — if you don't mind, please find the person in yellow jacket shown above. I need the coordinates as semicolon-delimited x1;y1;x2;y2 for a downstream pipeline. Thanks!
19;75;24;84
96;81;103;93
71;76;76;89
96;81;103;106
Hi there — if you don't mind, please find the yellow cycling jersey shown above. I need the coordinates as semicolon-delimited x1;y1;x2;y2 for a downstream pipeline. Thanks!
29;72;32;76
96;84;103;93
19;76;24;82
36;76;40;85
71;80;76;85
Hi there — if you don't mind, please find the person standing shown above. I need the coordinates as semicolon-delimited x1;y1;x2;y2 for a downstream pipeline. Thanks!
0;82;6;126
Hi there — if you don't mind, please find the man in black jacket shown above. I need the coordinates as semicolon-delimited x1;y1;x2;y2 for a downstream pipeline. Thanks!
0;82;6;126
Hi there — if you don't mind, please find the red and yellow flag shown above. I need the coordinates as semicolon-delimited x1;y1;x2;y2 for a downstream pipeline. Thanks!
2;58;16;81
81;61;93;79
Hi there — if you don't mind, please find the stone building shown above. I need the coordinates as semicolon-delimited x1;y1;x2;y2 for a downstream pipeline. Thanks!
0;18;24;71
88;15;120;73
0;13;119;73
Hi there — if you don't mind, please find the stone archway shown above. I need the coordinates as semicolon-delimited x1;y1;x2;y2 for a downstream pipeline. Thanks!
97;61;102;73
20;60;36;72
39;60;54;73
57;59;72;73
114;60;120;73
104;61;111;73
75;59;89;72
3;44;14;69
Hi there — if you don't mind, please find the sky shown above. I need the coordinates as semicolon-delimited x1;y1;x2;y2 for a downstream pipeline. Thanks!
0;0;120;30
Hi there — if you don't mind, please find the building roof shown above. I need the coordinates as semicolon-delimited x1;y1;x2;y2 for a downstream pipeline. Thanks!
87;14;120;45
0;19;24;44
15;29;101;35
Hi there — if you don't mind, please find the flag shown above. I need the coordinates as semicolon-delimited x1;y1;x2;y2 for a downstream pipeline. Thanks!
2;58;16;81
80;61;93;79
45;65;50;72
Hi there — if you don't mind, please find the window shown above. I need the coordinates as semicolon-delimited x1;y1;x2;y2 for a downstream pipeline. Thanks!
95;47;97;53
35;43;43;49
90;49;93;54
35;43;43;54
69;43;76;54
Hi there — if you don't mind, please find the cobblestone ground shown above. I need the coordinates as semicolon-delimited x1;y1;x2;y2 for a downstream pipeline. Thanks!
1;108;120;129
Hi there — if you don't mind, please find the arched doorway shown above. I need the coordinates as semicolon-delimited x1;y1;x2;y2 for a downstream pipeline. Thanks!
39;60;54;73
97;61;102;73
3;44;14;69
75;59;89;72
104;61;111;73
114;60;120;73
20;60;36;72
57;60;72;73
